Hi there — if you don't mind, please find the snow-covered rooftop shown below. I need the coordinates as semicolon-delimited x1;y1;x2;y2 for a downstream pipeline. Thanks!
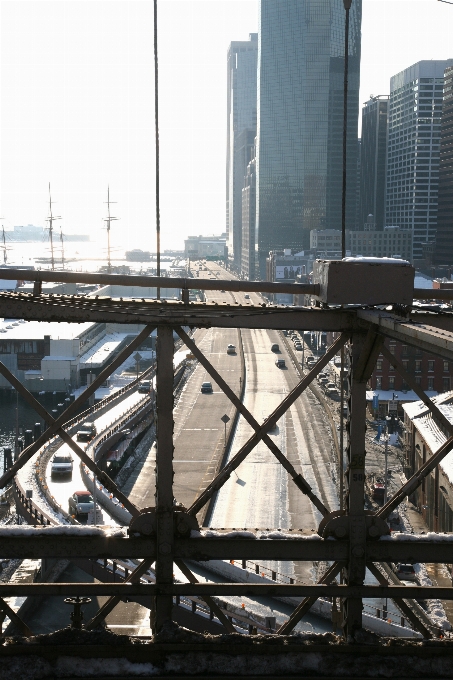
0;318;94;340
366;389;438;403
403;391;453;483
79;332;131;368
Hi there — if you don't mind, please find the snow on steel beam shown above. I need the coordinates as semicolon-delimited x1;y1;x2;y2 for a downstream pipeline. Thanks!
0;293;354;330
358;309;453;361
0;267;320;296
0;583;452;599
1;533;453;563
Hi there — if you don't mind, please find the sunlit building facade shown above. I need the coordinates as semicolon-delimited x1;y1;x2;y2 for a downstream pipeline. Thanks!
255;0;362;277
226;34;258;270
386;60;453;261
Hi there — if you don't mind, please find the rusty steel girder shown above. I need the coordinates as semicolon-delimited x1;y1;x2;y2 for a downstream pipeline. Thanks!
1;274;453;641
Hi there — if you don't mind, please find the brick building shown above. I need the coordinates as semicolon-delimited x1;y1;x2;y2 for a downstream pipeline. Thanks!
369;338;449;394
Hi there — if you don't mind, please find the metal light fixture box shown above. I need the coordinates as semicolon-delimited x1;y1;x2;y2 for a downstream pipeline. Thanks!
312;259;415;306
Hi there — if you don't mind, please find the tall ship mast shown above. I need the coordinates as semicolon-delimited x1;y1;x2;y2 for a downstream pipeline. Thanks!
46;183;60;270
0;223;7;265
60;227;65;269
104;186;117;274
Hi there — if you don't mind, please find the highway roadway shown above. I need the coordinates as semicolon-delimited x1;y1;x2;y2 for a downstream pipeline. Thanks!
45;390;146;521
125;279;243;515
205;262;338;584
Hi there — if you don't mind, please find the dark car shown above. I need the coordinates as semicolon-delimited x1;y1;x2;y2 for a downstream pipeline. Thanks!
138;380;152;393
275;358;286;368
76;421;97;442
201;381;213;393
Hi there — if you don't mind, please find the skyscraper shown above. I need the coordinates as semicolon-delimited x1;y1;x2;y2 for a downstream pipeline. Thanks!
359;96;388;231
434;65;453;266
255;0;362;277
226;33;258;270
386;60;453;261
241;151;256;279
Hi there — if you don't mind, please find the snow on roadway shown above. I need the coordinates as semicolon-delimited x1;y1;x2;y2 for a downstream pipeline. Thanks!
16;390;147;526
209;325;341;581
209;329;290;529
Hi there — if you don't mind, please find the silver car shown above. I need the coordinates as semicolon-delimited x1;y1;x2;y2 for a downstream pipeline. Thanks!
68;491;95;517
51;454;73;477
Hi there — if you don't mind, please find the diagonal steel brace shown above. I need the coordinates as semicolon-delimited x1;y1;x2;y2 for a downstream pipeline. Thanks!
176;326;330;518
188;333;348;517
85;559;153;630
277;561;344;635
377;432;453;520
366;562;434;639
0;596;34;637
174;559;236;633
0;361;140;518
0;324;154;494
381;343;453;436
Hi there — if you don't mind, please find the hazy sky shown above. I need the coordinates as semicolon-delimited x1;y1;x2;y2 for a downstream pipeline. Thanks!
1;0;453;253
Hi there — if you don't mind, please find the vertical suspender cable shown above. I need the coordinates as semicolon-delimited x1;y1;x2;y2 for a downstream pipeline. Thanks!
154;0;161;299
340;0;352;512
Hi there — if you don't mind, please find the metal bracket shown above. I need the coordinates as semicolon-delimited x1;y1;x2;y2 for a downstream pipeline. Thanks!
318;510;389;540
128;505;199;538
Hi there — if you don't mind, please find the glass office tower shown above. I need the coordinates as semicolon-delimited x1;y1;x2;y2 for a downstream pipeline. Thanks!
386;60;453;261
226;34;258;270
255;0;362;277
359;96;388;231
434;66;453;266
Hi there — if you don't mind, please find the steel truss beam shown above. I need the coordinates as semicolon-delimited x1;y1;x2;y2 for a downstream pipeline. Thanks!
1;583;453;599
358;309;453;361
0;292;353;330
1;535;453;563
4;281;453;639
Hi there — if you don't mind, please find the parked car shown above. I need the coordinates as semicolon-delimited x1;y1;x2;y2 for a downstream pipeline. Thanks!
271;343;280;352
326;387;340;400
372;483;385;501
201;381;213;393
294;343;302;351
319;377;329;385
51;454;73;477
306;357;317;366
318;372;327;381
275;358;286;368
138;379;152;393
393;563;417;582
68;491;95;517
76;421;97;442
325;382;336;391
227;344;236;354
